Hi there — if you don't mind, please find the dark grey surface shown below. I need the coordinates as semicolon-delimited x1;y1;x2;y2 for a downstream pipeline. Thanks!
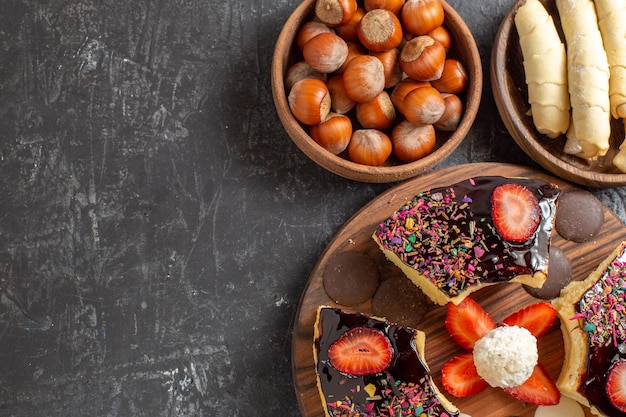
1;1;625;416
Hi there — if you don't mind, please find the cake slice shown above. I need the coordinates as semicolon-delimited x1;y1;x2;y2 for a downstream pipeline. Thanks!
373;176;560;305
553;241;626;416
313;306;460;417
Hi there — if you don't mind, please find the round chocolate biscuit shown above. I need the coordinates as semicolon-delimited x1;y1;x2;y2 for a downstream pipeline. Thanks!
556;189;604;242
371;274;430;328
322;251;380;306
524;246;572;300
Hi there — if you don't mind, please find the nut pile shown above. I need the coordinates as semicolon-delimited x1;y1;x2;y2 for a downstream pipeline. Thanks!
285;0;469;166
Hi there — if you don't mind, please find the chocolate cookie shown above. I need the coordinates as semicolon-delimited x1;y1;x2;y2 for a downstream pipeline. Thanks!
322;251;380;306
524;246;572;300
371;273;430;328
556;189;604;242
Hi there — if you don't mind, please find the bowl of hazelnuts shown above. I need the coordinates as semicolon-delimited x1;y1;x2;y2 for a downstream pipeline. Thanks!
272;0;482;183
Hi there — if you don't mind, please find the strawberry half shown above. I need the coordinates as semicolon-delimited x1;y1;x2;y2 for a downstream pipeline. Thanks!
504;363;560;406
607;360;626;411
491;183;540;243
502;302;557;339
445;297;496;350
327;327;393;376
442;352;489;397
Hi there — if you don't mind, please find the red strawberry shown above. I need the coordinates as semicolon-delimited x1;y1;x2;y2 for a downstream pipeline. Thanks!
442;352;488;397
327;327;393;376
491;183;540;243
445;297;496;350
502;302;557;339
504;363;560;406
607;360;626;411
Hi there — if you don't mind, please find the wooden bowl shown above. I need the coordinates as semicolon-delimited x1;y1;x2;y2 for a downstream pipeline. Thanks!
491;0;626;188
271;0;482;183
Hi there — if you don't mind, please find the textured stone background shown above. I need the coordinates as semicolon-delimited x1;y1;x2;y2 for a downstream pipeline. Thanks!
1;1;625;416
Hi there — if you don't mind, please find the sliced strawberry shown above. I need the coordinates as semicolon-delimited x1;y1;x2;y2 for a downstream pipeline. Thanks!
327;327;393;376
491;183;540;243
442;352;488;397
607;360;626;411
502;302;557;339
445;297;496;350
504;362;560;406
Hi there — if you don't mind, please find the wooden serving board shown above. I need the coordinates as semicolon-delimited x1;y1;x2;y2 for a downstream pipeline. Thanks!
292;163;626;417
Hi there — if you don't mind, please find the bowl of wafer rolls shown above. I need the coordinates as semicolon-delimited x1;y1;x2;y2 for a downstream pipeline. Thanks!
492;0;626;188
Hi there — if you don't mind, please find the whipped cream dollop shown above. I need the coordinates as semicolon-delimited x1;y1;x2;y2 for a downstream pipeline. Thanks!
472;325;538;388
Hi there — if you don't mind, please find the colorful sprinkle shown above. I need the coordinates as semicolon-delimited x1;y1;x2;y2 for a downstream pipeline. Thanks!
326;372;453;416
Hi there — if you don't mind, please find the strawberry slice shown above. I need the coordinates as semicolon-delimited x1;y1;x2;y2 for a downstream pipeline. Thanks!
442;352;488;397
607;360;626;411
327;327;393;376
504;363;560;405
502;302;557;339
491;183;540;243
445;297;496;350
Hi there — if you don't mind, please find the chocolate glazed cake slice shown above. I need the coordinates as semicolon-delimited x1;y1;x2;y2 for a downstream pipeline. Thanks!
373;176;560;305
553;241;626;416
313;306;460;417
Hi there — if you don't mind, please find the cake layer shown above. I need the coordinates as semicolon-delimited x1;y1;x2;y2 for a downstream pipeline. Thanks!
373;176;560;305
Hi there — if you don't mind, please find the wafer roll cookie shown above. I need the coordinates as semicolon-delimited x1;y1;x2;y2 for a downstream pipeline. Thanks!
525;62;570;136
557;0;610;158
595;0;626;118
515;0;570;138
